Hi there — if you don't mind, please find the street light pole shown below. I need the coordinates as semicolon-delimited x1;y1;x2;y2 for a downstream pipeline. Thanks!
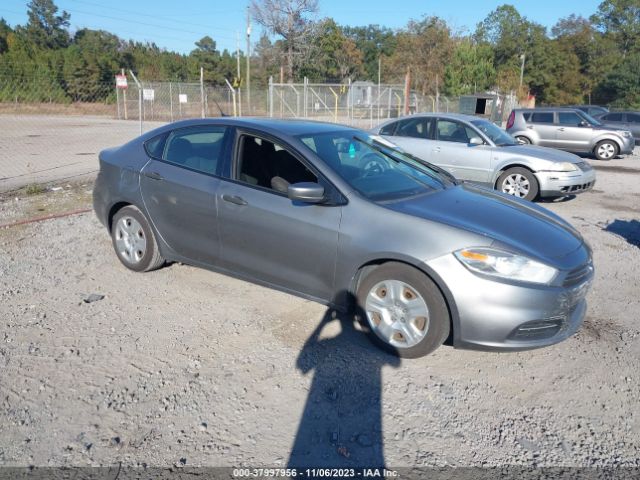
246;7;251;114
519;53;526;89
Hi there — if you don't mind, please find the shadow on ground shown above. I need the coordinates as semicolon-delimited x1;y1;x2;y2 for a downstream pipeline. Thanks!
288;299;400;468
604;219;640;247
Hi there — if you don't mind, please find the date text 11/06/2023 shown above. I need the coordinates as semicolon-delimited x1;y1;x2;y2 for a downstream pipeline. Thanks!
233;468;399;478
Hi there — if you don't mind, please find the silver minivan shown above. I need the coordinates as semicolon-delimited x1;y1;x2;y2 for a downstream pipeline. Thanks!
506;107;635;160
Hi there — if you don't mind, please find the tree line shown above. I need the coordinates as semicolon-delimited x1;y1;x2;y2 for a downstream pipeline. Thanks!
1;0;639;108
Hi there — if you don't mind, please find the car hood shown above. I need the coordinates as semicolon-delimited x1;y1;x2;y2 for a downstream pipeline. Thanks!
386;184;584;266
592;125;629;134
499;144;581;163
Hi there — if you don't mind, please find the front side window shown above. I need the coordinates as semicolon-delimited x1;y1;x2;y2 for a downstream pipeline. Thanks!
436;120;476;143
379;122;397;136
471;119;517;146
558;112;583;126
530;112;554;124
627;113;640;123
604;113;623;122
298;131;451;202
237;135;317;194
163;126;227;175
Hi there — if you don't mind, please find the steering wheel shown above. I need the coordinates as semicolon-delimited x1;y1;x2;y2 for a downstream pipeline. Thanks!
359;153;387;177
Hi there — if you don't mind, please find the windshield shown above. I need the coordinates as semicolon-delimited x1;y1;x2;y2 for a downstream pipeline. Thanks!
470;119;517;146
297;131;454;202
576;110;602;126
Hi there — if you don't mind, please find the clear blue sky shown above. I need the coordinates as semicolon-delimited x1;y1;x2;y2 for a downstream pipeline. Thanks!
1;0;603;55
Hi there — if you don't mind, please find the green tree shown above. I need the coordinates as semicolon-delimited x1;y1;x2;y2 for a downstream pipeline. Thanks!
0;18;12;54
595;52;640;107
342;24;396;81
591;0;640;56
443;39;495;95
22;0;70;49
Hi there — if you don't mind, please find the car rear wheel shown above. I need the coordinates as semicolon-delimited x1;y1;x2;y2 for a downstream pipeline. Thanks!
497;167;539;201
356;262;450;358
515;136;531;144
594;140;618;160
111;205;164;272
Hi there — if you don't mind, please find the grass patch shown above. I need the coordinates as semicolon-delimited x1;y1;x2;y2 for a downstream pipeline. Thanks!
24;184;47;196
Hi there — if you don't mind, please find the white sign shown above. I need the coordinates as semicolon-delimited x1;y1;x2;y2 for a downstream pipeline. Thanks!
178;94;188;104
143;89;155;101
115;74;127;89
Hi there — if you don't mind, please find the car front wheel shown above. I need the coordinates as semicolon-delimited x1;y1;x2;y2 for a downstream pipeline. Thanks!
515;136;531;144
594;140;618;160
356;262;450;358
111;205;164;272
497;167;539;201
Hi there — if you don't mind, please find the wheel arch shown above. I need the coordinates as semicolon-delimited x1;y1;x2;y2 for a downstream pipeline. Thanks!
492;163;536;188
107;201;133;232
592;136;622;153
349;258;461;347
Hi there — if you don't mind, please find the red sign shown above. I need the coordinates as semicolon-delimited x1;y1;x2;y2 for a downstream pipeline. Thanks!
115;74;128;89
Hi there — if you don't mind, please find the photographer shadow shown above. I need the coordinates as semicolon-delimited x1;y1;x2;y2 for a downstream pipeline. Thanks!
288;295;401;469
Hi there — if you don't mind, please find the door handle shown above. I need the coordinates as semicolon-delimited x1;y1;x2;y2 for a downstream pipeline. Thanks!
222;194;247;206
433;147;441;153
558;127;565;131
526;126;534;129
143;171;163;181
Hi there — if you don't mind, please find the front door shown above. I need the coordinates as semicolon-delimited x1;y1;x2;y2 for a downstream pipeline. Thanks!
556;111;593;151
139;125;229;266
217;133;342;301
430;118;492;183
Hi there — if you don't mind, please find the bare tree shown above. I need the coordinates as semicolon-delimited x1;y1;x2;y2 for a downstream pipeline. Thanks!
250;0;319;81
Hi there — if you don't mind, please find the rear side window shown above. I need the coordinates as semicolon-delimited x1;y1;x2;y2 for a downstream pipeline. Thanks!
436;119;477;143
395;117;433;139
144;133;168;159
530;112;554;124
603;113;623;121
163;126;227;175
558;112;583;126
379;122;397;135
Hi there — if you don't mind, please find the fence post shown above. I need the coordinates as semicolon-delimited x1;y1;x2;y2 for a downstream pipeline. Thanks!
116;87;120;120
269;76;273;118
129;70;143;135
169;82;174;122
224;78;237;117
200;67;205;118
303;77;308;117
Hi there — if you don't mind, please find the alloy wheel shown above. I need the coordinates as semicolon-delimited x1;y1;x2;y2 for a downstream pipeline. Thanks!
114;216;147;264
501;173;530;198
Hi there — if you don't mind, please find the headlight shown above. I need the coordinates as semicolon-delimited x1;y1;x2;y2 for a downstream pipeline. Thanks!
544;162;578;172
622;131;632;138
454;248;558;285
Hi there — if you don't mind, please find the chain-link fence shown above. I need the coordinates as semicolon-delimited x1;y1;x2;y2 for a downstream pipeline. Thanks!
0;70;520;191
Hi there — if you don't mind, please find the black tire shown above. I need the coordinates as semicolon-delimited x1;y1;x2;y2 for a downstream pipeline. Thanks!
593;140;619;161
515;136;531;145
355;262;450;358
496;167;539;201
111;205;164;272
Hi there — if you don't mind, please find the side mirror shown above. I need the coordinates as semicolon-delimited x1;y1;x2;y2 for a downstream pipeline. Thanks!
469;137;484;145
579;121;589;127
287;182;325;204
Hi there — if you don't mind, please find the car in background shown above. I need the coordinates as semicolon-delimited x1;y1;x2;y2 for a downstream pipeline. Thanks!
593;111;640;145
93;118;594;358
506;107;635;160
374;113;595;201
569;105;609;117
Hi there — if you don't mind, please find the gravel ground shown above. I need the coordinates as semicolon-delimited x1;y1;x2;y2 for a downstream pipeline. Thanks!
0;153;639;470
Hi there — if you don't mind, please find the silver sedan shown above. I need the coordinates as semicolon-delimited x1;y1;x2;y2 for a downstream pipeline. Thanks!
375;113;596;201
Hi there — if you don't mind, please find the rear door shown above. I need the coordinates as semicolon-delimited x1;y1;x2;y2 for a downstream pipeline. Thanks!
526;111;557;147
216;132;342;301
430;118;492;183
139;125;230;266
383;116;435;163
556;111;593;151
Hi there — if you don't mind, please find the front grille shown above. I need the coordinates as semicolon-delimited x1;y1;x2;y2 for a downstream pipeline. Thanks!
508;318;564;341
563;263;593;287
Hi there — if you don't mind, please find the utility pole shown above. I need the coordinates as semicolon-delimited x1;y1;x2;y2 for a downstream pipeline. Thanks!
377;55;381;120
519;53;526;89
246;7;251;114
236;31;242;117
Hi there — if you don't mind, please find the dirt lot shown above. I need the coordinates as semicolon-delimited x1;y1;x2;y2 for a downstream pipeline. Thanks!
0;155;639;470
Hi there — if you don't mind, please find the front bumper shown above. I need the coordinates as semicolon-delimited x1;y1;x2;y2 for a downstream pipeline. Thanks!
427;254;593;351
535;168;596;197
620;136;635;154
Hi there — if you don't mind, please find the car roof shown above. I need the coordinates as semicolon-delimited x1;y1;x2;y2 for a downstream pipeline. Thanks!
379;112;485;124
153;117;358;137
514;107;581;112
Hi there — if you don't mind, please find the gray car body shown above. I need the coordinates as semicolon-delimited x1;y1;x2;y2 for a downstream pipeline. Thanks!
507;107;635;155
374;113;595;197
93;118;593;352
594;111;640;145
